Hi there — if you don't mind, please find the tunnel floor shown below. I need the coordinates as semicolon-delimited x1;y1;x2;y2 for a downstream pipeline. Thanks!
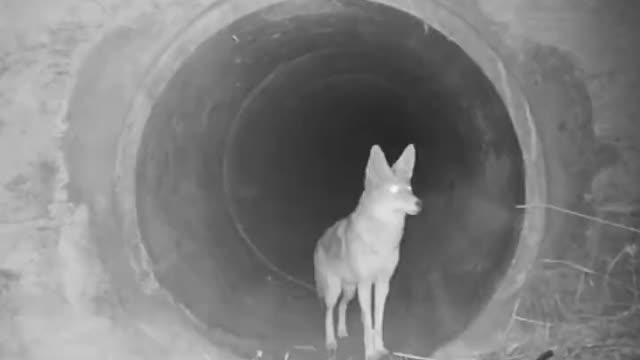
134;0;525;357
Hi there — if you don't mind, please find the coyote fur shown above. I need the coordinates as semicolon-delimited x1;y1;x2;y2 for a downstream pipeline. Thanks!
313;144;422;359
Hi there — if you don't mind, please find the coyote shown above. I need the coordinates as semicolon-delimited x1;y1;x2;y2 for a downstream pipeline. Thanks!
313;144;422;359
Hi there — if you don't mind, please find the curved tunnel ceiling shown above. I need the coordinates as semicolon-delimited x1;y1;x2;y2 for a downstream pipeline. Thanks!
135;0;525;357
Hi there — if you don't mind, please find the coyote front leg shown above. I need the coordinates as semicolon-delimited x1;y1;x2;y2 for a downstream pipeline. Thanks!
338;284;356;338
373;279;390;355
357;281;375;359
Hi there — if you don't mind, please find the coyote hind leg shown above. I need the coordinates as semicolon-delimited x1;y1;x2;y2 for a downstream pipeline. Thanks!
337;283;355;338
322;274;342;353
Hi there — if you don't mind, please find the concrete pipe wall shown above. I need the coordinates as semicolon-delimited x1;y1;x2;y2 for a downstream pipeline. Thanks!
1;1;639;360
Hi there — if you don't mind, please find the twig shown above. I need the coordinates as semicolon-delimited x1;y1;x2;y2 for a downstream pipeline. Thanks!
504;297;522;336
604;244;636;300
568;343;640;358
513;315;551;327
516;203;640;235
541;259;639;296
542;259;596;276
606;244;635;278
503;353;527;360
505;295;553;328
392;352;436;360
632;259;639;303
575;271;586;304
579;304;640;321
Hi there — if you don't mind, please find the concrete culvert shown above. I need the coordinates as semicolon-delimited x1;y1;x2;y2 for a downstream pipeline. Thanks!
64;0;549;359
130;0;542;357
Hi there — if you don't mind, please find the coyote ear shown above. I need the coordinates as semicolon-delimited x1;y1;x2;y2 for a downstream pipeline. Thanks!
392;144;416;180
365;144;393;184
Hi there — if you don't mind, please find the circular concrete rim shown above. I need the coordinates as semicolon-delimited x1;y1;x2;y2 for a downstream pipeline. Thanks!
114;0;547;352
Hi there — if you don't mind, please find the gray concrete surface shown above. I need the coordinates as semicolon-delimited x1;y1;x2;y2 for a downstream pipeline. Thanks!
1;0;639;360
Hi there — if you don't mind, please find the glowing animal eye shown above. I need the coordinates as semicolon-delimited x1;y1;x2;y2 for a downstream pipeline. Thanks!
389;185;400;193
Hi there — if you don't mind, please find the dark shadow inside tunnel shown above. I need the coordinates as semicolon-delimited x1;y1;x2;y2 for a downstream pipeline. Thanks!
135;0;525;357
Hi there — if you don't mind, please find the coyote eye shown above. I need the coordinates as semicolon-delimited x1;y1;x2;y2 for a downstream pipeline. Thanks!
389;184;401;193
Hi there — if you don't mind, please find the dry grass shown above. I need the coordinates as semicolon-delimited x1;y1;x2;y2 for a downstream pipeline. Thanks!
475;242;640;360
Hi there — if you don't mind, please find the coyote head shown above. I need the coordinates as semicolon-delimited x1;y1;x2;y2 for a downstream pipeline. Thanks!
361;144;422;218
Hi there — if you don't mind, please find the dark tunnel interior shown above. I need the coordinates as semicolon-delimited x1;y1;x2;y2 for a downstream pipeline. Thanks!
135;0;526;357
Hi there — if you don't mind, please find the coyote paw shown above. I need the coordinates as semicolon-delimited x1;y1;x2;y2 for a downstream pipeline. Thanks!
326;339;337;352
366;348;391;360
337;325;348;338
373;337;388;356
326;342;337;360
375;347;390;357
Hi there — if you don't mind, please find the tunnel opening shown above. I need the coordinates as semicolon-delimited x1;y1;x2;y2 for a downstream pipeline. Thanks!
134;0;526;357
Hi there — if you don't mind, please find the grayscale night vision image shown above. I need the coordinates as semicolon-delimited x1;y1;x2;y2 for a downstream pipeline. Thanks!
1;1;639;360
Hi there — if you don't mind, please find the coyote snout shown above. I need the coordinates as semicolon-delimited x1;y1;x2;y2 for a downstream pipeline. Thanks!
384;183;422;215
409;197;422;214
313;143;420;360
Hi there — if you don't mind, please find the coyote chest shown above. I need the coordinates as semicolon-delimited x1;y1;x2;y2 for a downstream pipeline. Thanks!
316;216;403;282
